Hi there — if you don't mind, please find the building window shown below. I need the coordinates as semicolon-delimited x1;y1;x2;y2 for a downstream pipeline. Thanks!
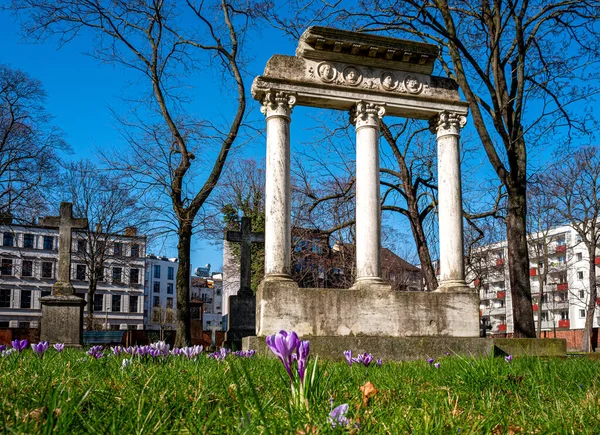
76;264;86;281
130;268;139;285
153;281;160;293
168;267;174;280
20;290;31;309
167;283;174;294
578;271;584;280
0;321;9;328
93;294;103;311
131;244;139;258
558;255;566;265
43;236;54;250
560;311;569;320
2;232;14;247
129;295;138;313
0;289;11;307
541;312;548;321
580;290;585;299
41;262;53;278
112;267;122;283
21;260;33;277
41;290;50;298
23;234;34;249
20;321;30;328
167;297;173;309
77;239;87;253
97;266;104;282
114;243;122;256
580;309;586;318
1;259;13;276
154;265;161;279
577;252;583;261
153;296;160;307
112;295;121;312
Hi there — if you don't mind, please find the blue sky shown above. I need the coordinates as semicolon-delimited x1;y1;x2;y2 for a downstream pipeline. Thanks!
0;10;298;272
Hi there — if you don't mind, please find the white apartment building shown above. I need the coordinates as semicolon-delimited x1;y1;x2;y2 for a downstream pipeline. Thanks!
470;224;597;336
0;222;146;330
144;255;178;330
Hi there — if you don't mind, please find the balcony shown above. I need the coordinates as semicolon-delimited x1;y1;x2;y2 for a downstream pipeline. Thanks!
554;245;567;254
496;258;505;267
558;319;570;328
532;304;539;311
474;278;481;286
497;324;507;332
529;268;537;277
490;307;506;316
596;257;600;265
556;283;568;291
497;291;506;299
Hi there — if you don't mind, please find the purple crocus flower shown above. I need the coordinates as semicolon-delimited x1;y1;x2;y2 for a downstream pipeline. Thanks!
266;330;299;379
150;341;170;358
297;340;310;382
505;355;513;363
11;339;28;353
426;357;435;365
352;353;373;367
376;358;383;367
343;350;353;366
87;345;104;359
434;362;441;369
0;345;5;352
53;343;64;353
112;346;123;356
31;341;49;357
329;403;350;428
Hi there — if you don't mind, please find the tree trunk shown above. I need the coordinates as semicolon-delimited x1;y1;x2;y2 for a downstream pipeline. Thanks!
406;208;438;291
506;186;536;338
536;279;544;338
174;225;192;347
583;251;597;352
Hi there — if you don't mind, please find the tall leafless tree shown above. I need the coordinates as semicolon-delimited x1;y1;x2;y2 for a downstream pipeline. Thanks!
0;63;67;221
12;0;250;345
545;146;600;352
59;160;148;329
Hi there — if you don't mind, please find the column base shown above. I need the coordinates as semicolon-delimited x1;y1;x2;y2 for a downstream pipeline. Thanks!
351;277;392;291
435;279;472;293
263;273;294;282
40;294;85;347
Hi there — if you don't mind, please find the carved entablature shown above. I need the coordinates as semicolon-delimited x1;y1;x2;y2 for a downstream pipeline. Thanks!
252;26;468;120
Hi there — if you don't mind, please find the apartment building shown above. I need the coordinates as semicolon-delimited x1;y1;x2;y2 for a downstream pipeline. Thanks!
144;255;178;331
0;222;146;330
191;272;223;330
470;225;595;338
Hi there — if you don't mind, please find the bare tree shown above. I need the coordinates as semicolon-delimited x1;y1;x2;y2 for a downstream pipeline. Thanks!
59;160;147;329
13;1;250;345
260;0;600;337
0;63;67;221
546;146;600;352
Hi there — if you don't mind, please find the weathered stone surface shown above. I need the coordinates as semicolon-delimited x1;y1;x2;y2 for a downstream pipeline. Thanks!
256;280;479;338
243;336;567;361
39;295;85;347
225;293;256;349
296;26;439;74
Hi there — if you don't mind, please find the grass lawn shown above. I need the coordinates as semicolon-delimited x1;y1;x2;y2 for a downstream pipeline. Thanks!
1;346;600;434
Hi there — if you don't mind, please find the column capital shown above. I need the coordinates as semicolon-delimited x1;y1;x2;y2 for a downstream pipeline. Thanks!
260;91;296;120
350;101;386;130
429;111;467;137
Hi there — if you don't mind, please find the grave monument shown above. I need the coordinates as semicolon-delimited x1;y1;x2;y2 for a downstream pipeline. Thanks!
39;202;87;347
224;217;264;348
242;27;566;360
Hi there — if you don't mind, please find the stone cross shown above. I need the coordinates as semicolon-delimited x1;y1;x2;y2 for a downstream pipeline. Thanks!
39;202;88;294
226;217;264;296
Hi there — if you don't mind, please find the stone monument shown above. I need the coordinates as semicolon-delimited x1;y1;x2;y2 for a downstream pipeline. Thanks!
241;26;482;359
39;202;87;346
224;217;264;349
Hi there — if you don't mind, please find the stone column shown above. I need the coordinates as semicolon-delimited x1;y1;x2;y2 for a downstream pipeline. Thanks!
351;101;386;286
261;91;296;280
430;111;469;292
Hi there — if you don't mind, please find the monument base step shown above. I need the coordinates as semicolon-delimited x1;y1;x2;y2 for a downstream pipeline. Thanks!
242;336;566;361
40;295;85;347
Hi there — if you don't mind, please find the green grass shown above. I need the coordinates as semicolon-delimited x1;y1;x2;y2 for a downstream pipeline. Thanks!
1;350;600;434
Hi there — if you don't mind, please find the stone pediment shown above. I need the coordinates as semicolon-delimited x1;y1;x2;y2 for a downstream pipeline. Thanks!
252;26;468;120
